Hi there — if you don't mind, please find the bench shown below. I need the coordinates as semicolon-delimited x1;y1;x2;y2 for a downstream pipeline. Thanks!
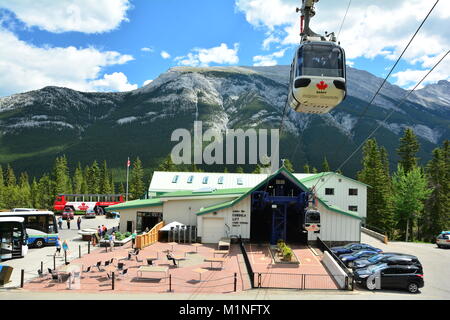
213;250;229;257
137;266;169;280
204;258;226;269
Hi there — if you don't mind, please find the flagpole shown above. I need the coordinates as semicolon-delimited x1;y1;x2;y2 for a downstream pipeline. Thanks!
126;157;130;202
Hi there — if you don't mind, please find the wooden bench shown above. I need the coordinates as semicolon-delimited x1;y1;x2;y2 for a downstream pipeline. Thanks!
218;238;231;250
192;268;208;281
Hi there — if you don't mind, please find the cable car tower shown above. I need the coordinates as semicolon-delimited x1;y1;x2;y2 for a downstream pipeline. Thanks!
288;0;347;114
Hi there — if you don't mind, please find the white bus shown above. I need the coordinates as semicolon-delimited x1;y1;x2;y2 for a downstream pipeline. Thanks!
0;211;58;248
0;217;28;260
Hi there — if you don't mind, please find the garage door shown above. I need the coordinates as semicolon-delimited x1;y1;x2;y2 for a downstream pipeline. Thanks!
202;218;225;243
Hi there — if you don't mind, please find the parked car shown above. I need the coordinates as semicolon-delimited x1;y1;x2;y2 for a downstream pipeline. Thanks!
62;209;74;220
84;209;96;219
352;252;415;269
331;243;382;256
354;263;424;293
436;231;450;248
339;250;380;267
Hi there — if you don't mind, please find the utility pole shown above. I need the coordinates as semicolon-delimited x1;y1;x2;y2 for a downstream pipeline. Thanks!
126;157;130;201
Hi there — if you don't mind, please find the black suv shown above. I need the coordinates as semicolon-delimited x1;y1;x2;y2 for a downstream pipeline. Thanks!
354;263;424;293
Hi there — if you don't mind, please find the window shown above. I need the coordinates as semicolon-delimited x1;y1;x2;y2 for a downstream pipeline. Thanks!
349;188;358;196
237;178;243;185
218;176;224;184
172;175;179;183
202;176;209;184
187;175;194;183
300;43;344;78
348;206;358;212
325;188;334;195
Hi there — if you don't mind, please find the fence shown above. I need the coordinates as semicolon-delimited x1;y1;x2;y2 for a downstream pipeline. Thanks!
238;236;254;288
254;272;347;290
135;221;164;249
316;237;354;290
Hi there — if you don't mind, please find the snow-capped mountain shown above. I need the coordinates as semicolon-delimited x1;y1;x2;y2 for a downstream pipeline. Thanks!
0;65;448;177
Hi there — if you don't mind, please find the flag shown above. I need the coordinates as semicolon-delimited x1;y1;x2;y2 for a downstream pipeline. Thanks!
127;158;130;167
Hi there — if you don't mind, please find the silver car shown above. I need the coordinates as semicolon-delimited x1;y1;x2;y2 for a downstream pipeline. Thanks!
436;232;450;248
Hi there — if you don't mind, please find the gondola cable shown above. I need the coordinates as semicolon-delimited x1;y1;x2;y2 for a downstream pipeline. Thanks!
313;49;449;193
309;0;440;193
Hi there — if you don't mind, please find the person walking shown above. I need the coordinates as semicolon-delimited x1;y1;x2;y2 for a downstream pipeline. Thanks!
132;230;137;248
55;237;62;256
62;240;69;259
66;218;71;230
77;217;81;230
58;216;63;230
109;233;115;251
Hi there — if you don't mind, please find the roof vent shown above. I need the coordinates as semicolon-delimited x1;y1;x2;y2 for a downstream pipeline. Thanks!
193;187;216;193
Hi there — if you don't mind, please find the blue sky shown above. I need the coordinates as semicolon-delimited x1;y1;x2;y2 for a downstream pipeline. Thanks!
0;0;448;96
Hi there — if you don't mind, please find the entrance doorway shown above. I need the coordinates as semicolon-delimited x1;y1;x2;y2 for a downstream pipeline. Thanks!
136;212;162;232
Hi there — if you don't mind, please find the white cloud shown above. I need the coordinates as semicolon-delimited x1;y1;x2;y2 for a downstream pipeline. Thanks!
253;49;287;66
143;79;153;86
235;0;450;86
161;51;171;59
0;0;131;33
175;43;239;67
141;47;154;53
0;28;135;96
262;34;281;50
90;72;137;92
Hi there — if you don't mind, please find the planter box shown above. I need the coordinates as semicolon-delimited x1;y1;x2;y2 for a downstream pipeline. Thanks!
269;245;300;265
99;236;132;247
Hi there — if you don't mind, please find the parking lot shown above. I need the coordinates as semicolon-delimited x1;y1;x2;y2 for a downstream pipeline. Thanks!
355;233;450;299
0;215;119;288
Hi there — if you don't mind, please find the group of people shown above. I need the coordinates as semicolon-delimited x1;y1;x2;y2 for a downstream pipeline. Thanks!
55;237;69;257
57;216;82;230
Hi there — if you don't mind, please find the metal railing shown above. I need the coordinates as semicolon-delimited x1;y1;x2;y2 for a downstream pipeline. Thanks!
254;272;347;290
316;237;354;290
238;236;254;288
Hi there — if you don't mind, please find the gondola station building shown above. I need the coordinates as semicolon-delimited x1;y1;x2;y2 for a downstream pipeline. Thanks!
107;167;367;245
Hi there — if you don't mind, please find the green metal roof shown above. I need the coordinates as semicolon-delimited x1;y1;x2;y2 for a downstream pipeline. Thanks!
196;166;362;220
105;198;163;211
299;172;370;187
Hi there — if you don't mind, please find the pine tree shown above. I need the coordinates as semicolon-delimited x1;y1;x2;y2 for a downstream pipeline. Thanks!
236;166;244;173
72;163;84;194
312;167;318;173
0;165;4;209
18;172;32;207
392;165;432;241
31;178;40;209
53;156;71;195
119;183;125;195
322;157;330;172
283;159;295;172
422;143;450;241
129;157;145;200
5;164;16;187
38;174;54;209
87;161;100;194
223;167;229;173
303;164;310;173
252;164;262;173
157;155;177;171
397;128;420;173
357;139;395;236
100;160;113;194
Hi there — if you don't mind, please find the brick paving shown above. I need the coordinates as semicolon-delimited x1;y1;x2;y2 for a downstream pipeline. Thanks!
245;243;340;289
24;242;248;294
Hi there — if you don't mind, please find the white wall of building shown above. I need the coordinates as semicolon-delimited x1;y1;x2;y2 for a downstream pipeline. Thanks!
300;174;367;219
307;202;361;242
162;197;237;226
197;196;251;241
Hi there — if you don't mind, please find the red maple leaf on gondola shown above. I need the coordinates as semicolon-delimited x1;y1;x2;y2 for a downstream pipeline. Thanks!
316;81;328;90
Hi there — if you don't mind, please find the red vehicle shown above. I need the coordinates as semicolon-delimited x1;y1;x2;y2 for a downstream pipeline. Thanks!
54;194;124;215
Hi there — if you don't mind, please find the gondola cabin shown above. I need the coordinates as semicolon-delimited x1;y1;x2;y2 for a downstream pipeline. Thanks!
303;208;321;232
288;41;346;114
